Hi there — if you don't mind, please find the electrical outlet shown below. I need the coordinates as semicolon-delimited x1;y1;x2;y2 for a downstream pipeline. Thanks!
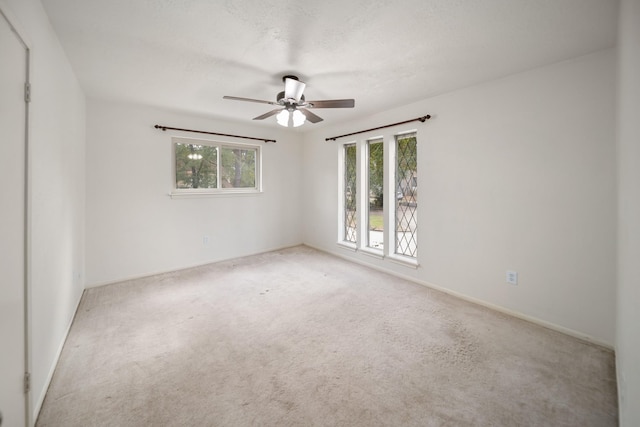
203;235;210;247
506;270;518;285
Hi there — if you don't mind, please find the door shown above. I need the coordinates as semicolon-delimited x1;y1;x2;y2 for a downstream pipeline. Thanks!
0;7;29;427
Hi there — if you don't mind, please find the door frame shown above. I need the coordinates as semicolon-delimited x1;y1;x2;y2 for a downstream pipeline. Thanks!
0;3;31;426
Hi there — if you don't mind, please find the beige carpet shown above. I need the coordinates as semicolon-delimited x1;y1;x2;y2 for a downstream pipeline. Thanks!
36;246;617;426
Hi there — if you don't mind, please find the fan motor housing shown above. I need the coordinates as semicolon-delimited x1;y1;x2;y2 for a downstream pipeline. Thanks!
277;90;304;104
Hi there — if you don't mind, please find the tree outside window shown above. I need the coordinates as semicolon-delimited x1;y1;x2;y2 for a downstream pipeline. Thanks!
173;138;260;194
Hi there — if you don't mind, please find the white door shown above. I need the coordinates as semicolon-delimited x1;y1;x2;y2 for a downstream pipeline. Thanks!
0;7;28;427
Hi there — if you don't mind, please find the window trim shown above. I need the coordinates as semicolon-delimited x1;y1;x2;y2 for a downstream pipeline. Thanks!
170;136;262;198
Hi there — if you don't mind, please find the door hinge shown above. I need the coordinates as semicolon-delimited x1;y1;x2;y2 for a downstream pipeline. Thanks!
24;82;31;103
24;372;31;393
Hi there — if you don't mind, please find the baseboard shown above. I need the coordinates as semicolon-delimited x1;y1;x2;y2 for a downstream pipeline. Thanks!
85;243;304;288
305;243;614;351
32;289;85;424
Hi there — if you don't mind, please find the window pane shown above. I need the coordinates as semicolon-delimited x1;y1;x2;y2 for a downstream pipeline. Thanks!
220;147;256;188
395;133;417;257
367;140;384;249
344;144;357;243
175;143;217;189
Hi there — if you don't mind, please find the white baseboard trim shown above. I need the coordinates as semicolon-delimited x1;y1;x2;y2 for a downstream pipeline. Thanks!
32;289;84;424
305;243;614;351
85;243;304;288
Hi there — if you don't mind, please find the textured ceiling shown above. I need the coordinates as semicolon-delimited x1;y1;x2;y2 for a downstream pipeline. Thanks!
41;0;618;130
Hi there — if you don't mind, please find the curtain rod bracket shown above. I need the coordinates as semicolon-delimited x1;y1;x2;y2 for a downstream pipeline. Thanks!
326;114;431;141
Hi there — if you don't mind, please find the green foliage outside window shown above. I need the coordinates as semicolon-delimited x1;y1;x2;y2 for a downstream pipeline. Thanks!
220;147;256;188
175;142;257;190
368;141;384;209
396;134;417;203
175;143;217;189
344;144;357;243
396;135;417;174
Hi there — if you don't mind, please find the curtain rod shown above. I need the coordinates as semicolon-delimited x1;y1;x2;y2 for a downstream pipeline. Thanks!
325;115;431;141
154;125;276;143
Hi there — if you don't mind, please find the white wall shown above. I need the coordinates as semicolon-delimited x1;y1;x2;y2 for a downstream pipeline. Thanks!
616;0;640;424
2;0;86;422
303;49;617;346
85;99;303;286
1;0;626;423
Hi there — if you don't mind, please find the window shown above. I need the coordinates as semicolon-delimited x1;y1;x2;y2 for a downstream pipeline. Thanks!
343;143;357;244
394;133;417;258
338;131;418;264
175;142;218;189
173;138;260;195
367;139;384;250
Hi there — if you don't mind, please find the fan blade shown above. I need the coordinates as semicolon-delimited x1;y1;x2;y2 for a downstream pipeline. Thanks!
307;99;355;108
223;96;278;105
284;78;306;102
298;108;323;123
253;109;283;120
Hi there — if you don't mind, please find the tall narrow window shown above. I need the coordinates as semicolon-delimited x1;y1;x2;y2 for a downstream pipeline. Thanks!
344;144;357;243
367;139;384;250
395;133;417;257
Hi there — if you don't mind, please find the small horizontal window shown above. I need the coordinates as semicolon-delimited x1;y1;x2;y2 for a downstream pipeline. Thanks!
172;137;261;196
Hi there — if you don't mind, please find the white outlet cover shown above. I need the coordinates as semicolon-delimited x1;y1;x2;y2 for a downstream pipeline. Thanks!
506;270;518;285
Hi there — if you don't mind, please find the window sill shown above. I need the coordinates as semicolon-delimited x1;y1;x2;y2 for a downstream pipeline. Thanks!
169;190;262;199
360;247;384;259
387;253;419;269
337;241;357;251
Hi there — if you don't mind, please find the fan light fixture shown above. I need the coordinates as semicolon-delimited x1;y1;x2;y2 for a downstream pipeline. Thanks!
276;109;306;127
223;74;355;127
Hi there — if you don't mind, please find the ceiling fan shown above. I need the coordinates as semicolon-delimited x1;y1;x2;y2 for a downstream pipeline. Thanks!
223;75;355;127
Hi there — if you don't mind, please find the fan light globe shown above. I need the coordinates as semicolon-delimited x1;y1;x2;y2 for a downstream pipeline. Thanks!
292;110;306;127
276;109;307;127
276;110;289;127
